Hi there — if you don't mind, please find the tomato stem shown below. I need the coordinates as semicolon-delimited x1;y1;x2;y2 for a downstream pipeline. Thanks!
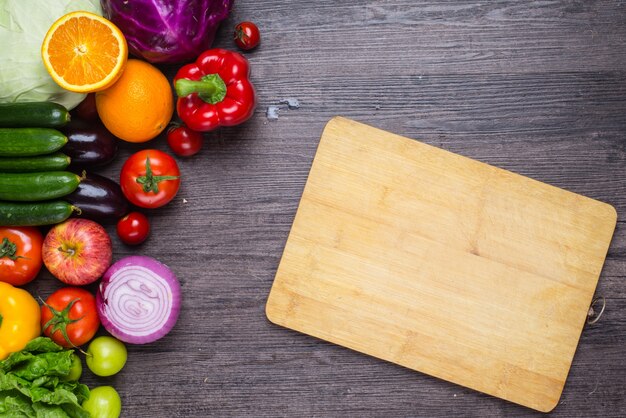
235;26;250;43
136;155;179;194
0;237;26;261
41;297;88;355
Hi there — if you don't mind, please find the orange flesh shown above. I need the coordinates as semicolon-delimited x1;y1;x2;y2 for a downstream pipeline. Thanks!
47;16;121;86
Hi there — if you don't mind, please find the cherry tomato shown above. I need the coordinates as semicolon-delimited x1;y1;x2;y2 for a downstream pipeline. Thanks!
41;287;100;348
86;336;127;377
116;212;150;245
167;125;203;157
120;150;180;209
82;386;122;418
234;21;260;51
72;93;99;121
0;227;43;286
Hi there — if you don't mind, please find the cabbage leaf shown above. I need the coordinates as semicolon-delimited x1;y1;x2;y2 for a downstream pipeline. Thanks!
0;0;102;110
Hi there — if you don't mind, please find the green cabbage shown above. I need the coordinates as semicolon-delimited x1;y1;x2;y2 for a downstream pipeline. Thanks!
0;0;102;110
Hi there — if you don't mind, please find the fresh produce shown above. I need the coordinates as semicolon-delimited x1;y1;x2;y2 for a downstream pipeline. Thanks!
167;125;203;157
82;386;121;418
66;172;129;223
0;282;41;360
0;102;70;128
97;256;182;344
0;0;102;110
0;201;77;227
42;218;112;285
0;153;70;172
66;353;83;381
0;227;43;286
120;150;180;208
41;11;128;93
175;48;256;131
0;171;82;201
96;59;173;143
41;287;100;348
0;128;67;157
117;212;150;245
62;119;119;167
0;337;90;417
234;21;261;51
101;0;234;64
72;94;99;122
85;336;127;377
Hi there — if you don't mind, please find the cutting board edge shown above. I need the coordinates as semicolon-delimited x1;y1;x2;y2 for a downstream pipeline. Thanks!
265;292;563;413
328;117;619;219
264;116;619;414
544;211;618;412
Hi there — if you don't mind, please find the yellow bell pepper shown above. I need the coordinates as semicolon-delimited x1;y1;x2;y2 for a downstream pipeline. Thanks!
0;281;41;360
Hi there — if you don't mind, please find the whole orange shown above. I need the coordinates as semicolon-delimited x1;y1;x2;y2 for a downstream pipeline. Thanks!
96;59;173;143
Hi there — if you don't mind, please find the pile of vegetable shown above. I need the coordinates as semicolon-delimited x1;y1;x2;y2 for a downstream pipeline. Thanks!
0;0;263;415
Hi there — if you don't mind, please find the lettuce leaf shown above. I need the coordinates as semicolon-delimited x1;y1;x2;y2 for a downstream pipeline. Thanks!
0;338;90;418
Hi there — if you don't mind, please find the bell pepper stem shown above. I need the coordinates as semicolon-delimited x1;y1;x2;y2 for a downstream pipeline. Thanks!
175;74;227;104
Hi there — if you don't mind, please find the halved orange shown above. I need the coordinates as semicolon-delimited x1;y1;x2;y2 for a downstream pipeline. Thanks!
41;11;128;93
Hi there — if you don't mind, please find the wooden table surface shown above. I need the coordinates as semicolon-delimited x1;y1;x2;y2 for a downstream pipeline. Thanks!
30;1;626;416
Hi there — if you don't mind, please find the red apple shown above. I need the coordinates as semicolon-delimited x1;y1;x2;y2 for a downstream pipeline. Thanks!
43;219;112;285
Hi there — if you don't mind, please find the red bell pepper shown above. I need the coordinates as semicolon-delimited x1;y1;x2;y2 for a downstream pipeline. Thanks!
174;49;256;132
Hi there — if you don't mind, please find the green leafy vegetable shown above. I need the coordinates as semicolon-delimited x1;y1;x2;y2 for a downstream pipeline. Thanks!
0;0;102;110
0;337;90;418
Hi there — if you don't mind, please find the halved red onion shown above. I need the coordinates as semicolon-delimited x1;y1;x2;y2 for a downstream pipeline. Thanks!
96;256;181;344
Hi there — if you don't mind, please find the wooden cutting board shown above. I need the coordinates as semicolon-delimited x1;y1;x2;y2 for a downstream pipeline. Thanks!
266;117;617;412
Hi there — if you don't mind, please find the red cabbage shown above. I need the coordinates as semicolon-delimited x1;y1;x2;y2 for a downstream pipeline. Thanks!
101;0;234;64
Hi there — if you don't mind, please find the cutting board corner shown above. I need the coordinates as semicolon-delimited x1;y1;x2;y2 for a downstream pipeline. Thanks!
266;116;616;412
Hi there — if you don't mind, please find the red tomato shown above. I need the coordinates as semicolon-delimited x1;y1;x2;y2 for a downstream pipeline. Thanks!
0;227;43;286
167;125;203;157
234;21;260;51
117;212;150;245
41;287;100;348
120;150;180;209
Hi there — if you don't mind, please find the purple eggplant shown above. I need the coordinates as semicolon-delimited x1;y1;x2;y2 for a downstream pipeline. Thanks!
66;172;129;223
62;119;118;167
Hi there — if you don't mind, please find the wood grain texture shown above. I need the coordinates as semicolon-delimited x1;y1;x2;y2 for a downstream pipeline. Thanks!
266;117;616;412
25;0;626;416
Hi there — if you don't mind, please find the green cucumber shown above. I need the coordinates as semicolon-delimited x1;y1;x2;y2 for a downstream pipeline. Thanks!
0;171;81;201
0;128;68;156
0;102;70;128
0;153;71;172
0;201;76;226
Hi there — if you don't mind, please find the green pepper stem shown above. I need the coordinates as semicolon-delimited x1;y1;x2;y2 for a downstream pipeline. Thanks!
175;74;227;104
